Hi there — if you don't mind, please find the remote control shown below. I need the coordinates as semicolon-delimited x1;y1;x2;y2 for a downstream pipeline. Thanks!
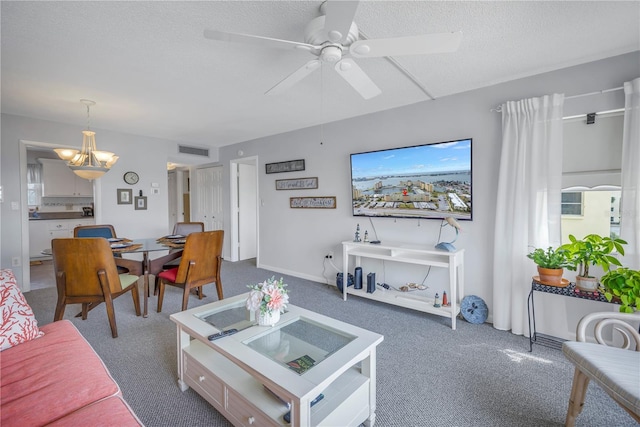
207;329;238;341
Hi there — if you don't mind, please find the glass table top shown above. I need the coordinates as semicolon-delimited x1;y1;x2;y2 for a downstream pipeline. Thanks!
194;299;357;375
244;319;356;375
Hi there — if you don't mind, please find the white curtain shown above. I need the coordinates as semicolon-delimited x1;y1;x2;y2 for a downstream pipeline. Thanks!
619;77;640;269
493;94;565;334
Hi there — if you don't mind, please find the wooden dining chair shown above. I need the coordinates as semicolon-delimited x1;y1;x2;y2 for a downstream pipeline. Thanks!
74;224;141;275
172;222;204;236
156;230;224;313
52;238;141;338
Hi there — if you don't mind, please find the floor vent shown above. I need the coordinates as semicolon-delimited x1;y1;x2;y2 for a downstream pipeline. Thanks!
178;145;209;157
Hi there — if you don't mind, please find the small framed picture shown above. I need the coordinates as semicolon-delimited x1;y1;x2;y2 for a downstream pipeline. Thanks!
134;196;147;210
117;189;132;205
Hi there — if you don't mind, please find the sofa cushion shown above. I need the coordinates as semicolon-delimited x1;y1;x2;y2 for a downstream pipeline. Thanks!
45;396;143;427
1;320;121;427
0;269;43;351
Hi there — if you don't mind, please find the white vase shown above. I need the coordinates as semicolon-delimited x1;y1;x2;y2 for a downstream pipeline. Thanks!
258;310;280;326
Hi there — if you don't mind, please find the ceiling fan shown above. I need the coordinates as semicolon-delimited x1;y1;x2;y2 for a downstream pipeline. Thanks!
204;0;462;100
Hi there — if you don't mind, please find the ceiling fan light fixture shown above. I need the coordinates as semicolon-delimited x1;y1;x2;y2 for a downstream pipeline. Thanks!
320;45;342;62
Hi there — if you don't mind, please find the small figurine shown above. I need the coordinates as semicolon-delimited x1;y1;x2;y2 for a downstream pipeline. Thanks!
354;224;361;242
442;291;448;306
363;230;369;243
434;293;441;308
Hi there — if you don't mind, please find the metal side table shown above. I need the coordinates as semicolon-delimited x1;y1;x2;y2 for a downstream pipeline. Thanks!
527;279;613;351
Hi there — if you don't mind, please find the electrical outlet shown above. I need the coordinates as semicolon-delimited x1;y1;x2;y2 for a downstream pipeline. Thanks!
11;257;21;267
325;251;334;259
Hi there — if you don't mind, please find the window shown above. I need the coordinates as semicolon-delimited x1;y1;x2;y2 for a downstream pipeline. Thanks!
561;192;583;215
27;164;43;207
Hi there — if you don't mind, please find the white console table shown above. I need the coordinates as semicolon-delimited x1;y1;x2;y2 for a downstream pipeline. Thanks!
342;241;464;330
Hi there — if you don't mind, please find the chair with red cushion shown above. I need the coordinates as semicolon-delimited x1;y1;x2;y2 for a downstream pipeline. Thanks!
156;230;224;313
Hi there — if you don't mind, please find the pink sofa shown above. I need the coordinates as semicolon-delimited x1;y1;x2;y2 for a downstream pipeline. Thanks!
0;269;142;426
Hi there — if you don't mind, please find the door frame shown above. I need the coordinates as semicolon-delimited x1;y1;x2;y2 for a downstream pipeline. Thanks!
229;156;259;263
19;139;99;291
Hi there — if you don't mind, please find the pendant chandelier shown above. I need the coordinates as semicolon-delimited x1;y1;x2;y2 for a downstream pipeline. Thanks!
54;99;118;180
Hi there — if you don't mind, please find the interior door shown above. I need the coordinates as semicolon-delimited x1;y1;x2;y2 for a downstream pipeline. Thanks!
238;163;257;260
194;166;223;231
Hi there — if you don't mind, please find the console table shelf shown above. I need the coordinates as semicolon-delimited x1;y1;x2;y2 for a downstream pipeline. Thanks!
342;241;464;330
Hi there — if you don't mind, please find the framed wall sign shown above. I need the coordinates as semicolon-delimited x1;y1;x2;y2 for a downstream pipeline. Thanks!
290;196;336;209
134;196;147;210
265;159;305;174
117;189;132;205
276;177;318;190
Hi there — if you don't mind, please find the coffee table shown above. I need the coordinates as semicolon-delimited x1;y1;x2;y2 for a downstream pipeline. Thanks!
170;293;384;427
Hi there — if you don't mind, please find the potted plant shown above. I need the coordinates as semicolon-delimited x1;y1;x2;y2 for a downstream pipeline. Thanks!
599;267;640;313
527;246;570;286
560;234;627;292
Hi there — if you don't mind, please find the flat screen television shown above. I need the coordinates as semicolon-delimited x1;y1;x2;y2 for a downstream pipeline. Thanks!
350;138;472;220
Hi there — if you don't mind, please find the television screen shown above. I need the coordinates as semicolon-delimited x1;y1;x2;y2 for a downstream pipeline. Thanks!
350;138;472;220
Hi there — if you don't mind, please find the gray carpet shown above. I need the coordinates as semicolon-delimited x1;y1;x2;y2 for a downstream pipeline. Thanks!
24;259;636;426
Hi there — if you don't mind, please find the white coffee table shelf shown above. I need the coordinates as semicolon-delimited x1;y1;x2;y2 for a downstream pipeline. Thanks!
342;241;465;329
171;294;384;427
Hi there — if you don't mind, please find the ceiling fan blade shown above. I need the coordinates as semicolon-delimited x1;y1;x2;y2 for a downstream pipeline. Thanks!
334;58;381;100
204;29;321;55
323;0;360;43
350;31;463;58
265;60;321;96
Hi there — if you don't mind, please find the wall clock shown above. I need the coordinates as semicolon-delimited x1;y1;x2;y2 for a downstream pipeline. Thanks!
123;171;139;185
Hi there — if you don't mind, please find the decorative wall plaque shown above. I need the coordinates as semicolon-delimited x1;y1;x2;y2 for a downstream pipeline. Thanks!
276;177;318;190
290;196;336;209
265;159;305;174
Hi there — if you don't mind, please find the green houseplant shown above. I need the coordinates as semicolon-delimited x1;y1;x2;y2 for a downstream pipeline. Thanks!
527;246;570;286
599;267;640;313
560;234;627;292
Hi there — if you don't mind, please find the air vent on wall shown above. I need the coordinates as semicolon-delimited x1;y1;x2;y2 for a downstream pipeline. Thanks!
178;144;209;157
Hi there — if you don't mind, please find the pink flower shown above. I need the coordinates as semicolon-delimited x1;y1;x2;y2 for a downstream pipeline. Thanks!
264;286;289;312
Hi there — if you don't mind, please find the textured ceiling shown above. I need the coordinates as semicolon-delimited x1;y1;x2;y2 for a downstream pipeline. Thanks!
2;1;639;158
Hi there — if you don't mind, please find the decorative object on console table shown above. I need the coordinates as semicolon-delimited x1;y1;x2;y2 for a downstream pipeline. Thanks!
560;234;627;292
366;272;376;293
527;246;571;287
265;159;305;174
435;217;462;252
246;276;289;327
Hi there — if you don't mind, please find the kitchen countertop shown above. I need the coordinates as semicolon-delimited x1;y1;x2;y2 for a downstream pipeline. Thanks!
29;213;93;221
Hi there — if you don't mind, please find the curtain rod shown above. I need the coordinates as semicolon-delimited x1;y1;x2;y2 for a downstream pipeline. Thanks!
491;86;624;112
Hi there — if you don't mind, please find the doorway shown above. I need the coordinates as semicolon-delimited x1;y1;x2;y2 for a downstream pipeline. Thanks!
19;139;99;291
230;156;259;262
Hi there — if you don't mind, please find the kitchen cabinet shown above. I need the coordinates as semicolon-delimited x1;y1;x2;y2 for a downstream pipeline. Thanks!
40;159;93;197
29;218;95;258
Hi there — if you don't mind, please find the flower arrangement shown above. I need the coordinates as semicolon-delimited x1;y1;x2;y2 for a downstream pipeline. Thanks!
246;276;289;315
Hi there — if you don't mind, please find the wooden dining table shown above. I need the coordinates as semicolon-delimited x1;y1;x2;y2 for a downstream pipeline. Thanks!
111;237;184;317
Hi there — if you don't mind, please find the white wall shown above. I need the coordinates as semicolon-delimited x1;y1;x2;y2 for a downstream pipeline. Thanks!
217;52;638;336
1;52;637;338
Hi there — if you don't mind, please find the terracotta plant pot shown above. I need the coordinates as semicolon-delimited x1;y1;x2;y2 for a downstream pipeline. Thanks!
538;266;564;286
576;276;599;292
